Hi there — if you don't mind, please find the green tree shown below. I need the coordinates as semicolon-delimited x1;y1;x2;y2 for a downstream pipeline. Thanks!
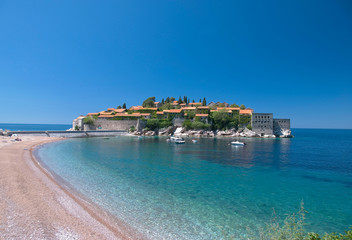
191;121;205;130
183;96;187;103
192;99;195;103
123;103;126;109
161;98;165;105
212;110;232;130
240;104;246;109
182;120;192;130
170;97;175;102
186;111;195;119
146;119;159;130
230;103;239;107
142;97;156;108
165;97;170;103
178;96;183;104
202;97;207;106
83;117;95;125
117;105;122;109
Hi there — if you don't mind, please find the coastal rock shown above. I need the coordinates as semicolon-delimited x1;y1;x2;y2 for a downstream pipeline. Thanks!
158;126;177;136
144;130;156;136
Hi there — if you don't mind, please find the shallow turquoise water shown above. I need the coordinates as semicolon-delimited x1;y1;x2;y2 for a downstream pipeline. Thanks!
37;129;352;239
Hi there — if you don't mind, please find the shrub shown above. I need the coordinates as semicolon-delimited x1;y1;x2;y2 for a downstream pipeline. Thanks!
146;119;159;130
191;121;205;130
83;117;95;125
247;123;252;130
182;120;192;130
159;120;172;129
74;125;79;131
130;126;136;132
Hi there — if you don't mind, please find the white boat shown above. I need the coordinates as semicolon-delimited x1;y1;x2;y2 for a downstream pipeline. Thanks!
170;136;184;142
175;139;185;144
192;139;198;143
231;141;245;146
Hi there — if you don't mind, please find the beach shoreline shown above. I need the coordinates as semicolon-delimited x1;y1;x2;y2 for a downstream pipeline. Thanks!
0;135;141;240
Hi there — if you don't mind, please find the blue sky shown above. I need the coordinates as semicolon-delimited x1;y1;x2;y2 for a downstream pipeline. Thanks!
0;0;351;128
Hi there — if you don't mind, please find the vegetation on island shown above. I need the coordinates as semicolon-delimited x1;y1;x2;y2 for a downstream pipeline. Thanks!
110;96;252;131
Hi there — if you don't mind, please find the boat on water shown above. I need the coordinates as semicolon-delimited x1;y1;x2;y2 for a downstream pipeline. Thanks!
175;139;186;144
231;141;245;146
169;136;184;142
192;139;198;143
169;136;186;144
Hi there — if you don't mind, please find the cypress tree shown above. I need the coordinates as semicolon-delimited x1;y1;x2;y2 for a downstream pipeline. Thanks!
202;98;206;106
122;103;126;109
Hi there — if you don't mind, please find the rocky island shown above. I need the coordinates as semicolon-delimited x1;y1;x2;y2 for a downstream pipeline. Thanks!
72;96;292;138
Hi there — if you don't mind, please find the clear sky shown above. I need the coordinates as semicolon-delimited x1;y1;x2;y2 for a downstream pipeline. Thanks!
0;0;351;128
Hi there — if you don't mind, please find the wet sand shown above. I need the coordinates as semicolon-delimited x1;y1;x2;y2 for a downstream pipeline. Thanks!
0;136;140;239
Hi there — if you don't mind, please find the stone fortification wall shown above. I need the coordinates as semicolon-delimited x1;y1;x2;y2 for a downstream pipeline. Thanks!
251;113;274;136
173;118;185;127
273;119;290;136
94;119;138;131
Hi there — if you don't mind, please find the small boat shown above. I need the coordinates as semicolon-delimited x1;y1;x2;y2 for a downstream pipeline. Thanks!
231;141;245;146
192;139;198;143
175;139;185;144
170;136;184;142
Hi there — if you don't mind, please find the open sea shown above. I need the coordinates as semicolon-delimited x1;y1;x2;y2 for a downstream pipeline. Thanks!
0;123;71;131
36;129;352;239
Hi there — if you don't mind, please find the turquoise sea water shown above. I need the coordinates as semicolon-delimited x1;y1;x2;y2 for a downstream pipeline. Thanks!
37;129;352;239
0;123;71;131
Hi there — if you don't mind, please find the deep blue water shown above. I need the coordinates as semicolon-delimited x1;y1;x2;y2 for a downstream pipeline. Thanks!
37;129;352;239
0;123;71;131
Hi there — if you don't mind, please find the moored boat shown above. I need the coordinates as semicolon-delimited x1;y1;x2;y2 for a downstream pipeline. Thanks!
231;141;245;146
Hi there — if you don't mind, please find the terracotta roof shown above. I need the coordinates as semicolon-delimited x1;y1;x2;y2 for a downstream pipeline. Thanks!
114;113;141;117
196;114;209;117
240;109;253;115
189;102;202;105
98;114;115;118
115;109;126;113
180;103;186;106
181;107;196;110
168;109;183;113
217;107;240;111
129;106;143;110
154;102;160;104
210;110;232;113
156;111;164;114
173;100;178;103
99;111;113;115
172;102;179;106
140;113;151;116
107;108;115;111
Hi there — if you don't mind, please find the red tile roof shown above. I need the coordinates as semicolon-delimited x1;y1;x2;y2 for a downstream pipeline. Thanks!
168;109;183;113
181;107;196;110
156;111;164;114
240;109;253;115
196;114;209;117
189;102;202;105
98;114;115;118
197;106;209;109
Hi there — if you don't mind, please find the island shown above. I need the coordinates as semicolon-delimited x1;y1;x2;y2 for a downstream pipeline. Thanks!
72;96;292;138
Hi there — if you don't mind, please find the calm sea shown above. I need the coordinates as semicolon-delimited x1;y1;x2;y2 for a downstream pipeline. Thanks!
36;129;352;239
0;123;71;131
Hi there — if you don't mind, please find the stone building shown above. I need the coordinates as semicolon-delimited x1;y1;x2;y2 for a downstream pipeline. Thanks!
251;113;274;136
273;119;291;136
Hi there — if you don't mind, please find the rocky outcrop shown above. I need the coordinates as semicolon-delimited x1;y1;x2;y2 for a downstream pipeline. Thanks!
274;127;293;138
158;126;177;136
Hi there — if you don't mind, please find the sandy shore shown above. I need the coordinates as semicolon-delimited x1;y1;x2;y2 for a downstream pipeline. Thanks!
0;136;139;240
